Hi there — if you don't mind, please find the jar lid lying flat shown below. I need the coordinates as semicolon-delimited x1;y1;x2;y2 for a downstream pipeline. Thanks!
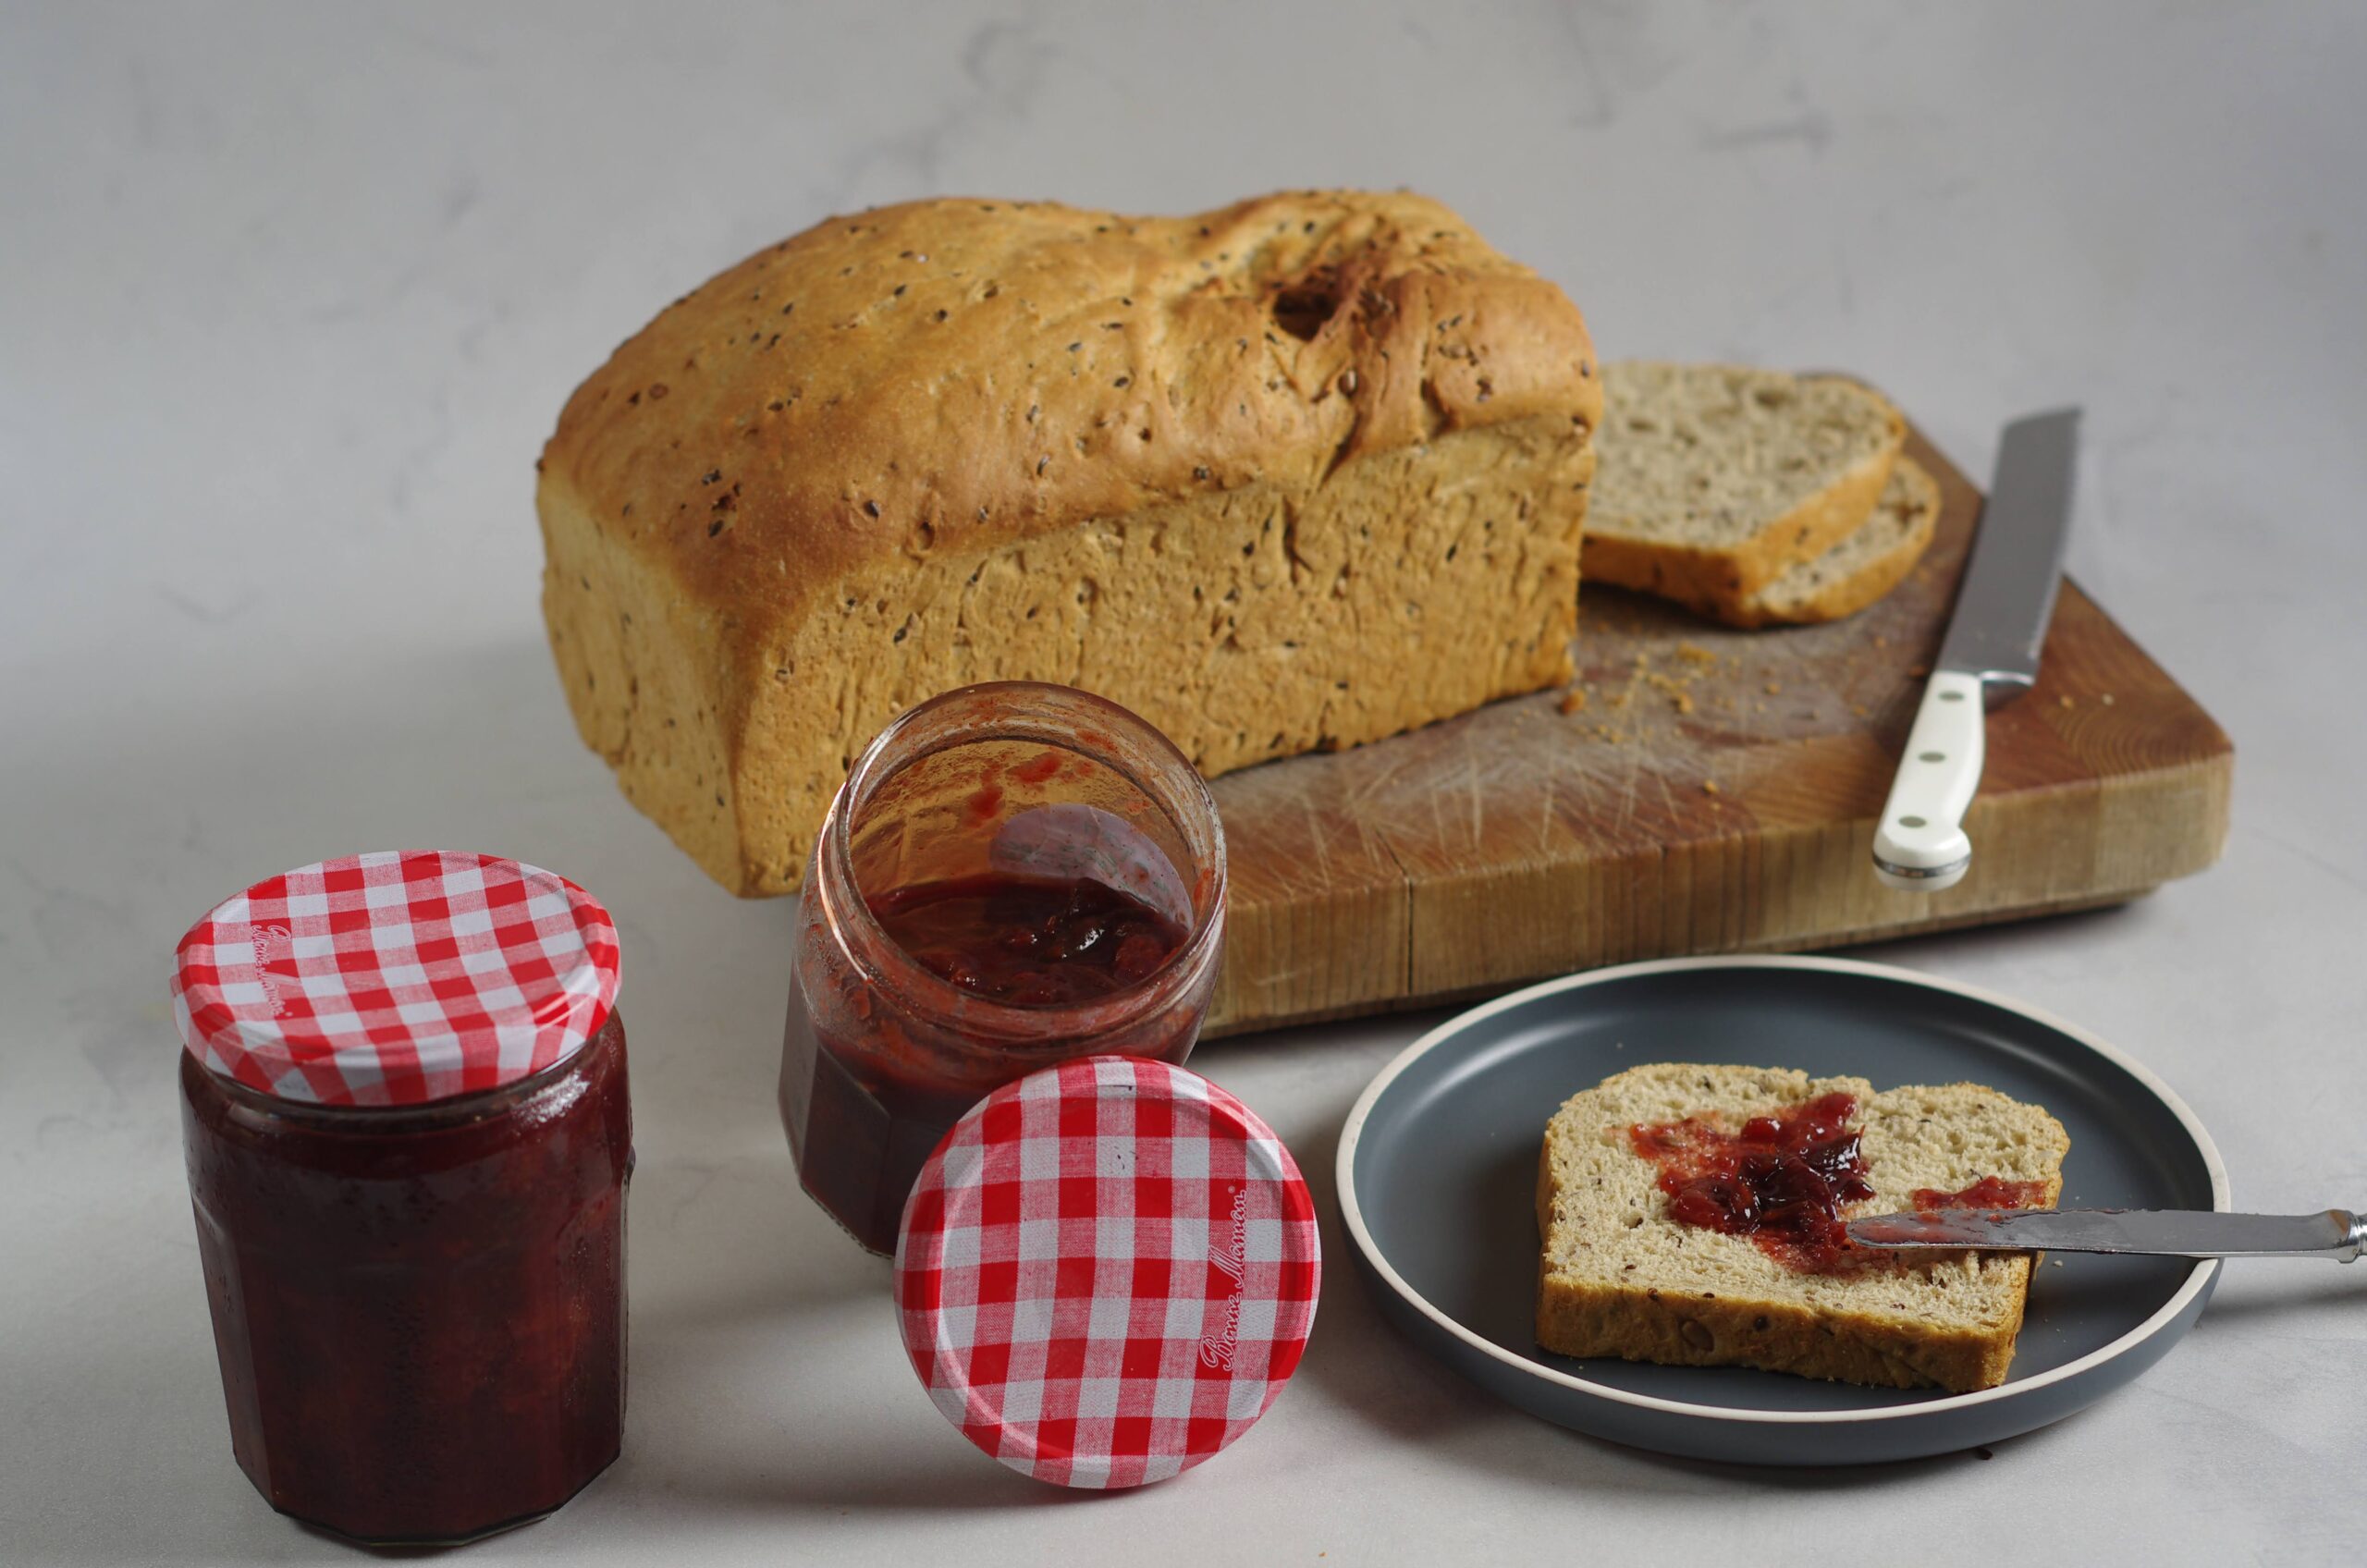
894;1056;1320;1489
171;850;620;1107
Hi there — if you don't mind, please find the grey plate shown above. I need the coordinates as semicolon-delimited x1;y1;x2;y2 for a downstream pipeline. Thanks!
1336;956;2228;1465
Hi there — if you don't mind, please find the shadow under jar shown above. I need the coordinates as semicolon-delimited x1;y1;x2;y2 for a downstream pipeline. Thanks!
174;851;632;1545
779;682;1229;1255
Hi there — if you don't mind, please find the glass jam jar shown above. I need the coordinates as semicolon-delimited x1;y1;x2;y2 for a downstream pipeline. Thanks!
173;851;632;1545
779;682;1229;1254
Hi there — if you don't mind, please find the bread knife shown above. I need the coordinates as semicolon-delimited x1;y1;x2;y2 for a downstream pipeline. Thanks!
1871;410;2081;890
1847;1207;2364;1262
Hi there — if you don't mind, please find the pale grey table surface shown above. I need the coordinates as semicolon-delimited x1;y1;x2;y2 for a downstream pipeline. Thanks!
6;4;2363;1563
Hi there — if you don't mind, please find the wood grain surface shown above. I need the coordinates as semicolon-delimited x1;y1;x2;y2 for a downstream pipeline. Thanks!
1201;423;2233;1035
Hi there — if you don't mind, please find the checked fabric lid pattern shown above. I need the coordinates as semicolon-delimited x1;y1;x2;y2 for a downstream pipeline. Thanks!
894;1056;1320;1489
172;851;620;1108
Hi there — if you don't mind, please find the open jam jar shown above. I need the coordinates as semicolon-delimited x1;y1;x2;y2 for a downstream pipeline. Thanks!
174;852;632;1544
779;682;1228;1254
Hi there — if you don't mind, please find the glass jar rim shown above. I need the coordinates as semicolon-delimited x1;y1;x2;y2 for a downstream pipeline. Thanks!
814;682;1229;1046
184;1012;624;1130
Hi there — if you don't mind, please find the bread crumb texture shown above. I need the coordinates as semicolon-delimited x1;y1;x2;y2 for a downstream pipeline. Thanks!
1721;457;1940;628
1585;362;1904;610
1535;1062;2069;1392
538;191;1599;894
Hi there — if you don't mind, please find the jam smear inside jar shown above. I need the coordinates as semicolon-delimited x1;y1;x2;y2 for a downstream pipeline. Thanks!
1628;1092;1877;1272
779;683;1227;1256
873;873;1186;1006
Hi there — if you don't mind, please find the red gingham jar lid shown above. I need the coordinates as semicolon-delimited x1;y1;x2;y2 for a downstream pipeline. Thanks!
894;1057;1319;1489
171;851;621;1108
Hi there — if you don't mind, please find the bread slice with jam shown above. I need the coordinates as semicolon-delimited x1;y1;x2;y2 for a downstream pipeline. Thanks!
1535;1063;2069;1392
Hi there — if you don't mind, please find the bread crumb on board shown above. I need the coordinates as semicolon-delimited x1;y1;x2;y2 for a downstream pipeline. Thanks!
1559;689;1588;715
1702;779;1721;796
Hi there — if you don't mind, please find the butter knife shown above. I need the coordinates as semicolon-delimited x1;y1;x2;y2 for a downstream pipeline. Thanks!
1871;409;2081;890
1847;1207;2364;1262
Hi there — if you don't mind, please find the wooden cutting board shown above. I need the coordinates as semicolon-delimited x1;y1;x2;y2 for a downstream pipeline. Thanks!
1201;423;2232;1036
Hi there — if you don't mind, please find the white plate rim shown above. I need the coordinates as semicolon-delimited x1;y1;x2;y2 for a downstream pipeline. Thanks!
1333;952;2229;1428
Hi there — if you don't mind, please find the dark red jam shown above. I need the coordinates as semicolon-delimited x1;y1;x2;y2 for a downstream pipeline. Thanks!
1629;1092;1877;1272
779;683;1226;1258
781;872;1206;1256
1914;1176;2051;1212
870;874;1186;1005
180;1015;632;1543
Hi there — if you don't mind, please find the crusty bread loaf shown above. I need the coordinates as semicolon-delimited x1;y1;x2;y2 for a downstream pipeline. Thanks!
538;192;1600;895
1536;1063;2068;1392
1583;362;1904;607
1700;457;1939;629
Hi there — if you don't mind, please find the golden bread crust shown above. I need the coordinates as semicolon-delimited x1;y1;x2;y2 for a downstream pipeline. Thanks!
537;191;1599;893
542;191;1599;611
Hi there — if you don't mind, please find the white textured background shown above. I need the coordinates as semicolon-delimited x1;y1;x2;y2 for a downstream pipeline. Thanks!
5;3;2363;1562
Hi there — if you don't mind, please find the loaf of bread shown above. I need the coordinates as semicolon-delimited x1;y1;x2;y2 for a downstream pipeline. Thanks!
1584;361;1904;612
1536;1063;2068;1392
538;192;1600;895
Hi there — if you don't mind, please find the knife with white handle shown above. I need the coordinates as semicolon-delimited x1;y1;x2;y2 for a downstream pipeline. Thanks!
1847;1207;2364;1262
1872;409;2081;890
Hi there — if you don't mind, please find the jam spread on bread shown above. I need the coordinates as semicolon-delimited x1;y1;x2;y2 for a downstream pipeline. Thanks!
869;873;1185;1006
1628;1092;1876;1271
1913;1176;2051;1212
1631;1098;2054;1271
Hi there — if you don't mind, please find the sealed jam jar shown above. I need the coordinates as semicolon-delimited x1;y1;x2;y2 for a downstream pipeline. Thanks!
779;682;1228;1254
173;851;632;1544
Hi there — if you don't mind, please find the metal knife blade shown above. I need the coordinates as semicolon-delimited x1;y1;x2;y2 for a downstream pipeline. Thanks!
1936;408;2081;696
1870;408;2081;890
1846;1207;2363;1262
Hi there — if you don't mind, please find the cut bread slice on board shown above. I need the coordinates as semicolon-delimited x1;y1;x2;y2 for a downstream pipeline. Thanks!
1584;361;1905;606
1535;1062;2069;1393
1701;455;1940;628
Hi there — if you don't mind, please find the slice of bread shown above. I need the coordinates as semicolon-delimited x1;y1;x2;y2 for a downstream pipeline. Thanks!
1584;362;1905;606
1535;1063;2069;1392
1699;456;1940;629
